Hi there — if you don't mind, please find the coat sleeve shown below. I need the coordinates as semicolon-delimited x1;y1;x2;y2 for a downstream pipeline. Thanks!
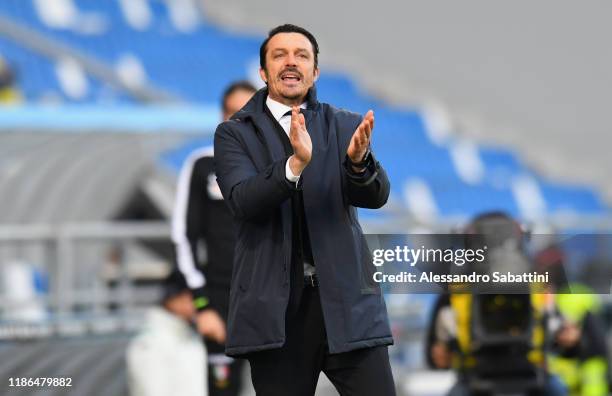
341;116;390;209
214;122;298;221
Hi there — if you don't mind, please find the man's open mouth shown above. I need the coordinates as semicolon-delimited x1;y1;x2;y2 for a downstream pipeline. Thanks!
280;72;301;82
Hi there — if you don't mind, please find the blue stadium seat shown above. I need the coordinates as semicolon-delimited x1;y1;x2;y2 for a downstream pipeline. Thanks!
537;181;607;215
424;179;520;219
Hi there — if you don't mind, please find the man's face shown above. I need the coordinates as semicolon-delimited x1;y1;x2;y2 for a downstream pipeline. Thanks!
260;32;319;105
223;88;255;121
164;291;195;322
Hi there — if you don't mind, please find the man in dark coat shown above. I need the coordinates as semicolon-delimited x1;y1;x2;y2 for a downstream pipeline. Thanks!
214;24;396;395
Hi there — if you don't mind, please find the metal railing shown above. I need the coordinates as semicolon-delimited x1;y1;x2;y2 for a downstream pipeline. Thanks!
1;217;611;340
0;221;172;338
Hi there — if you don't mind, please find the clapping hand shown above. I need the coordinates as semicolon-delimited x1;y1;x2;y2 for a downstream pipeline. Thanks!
347;110;374;170
288;106;312;176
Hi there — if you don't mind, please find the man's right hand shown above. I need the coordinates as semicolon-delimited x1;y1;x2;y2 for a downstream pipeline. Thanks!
288;106;312;176
195;309;226;344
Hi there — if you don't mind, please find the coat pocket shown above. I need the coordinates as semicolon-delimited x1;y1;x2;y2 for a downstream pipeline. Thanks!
238;262;254;292
359;235;381;294
233;237;255;292
350;222;380;295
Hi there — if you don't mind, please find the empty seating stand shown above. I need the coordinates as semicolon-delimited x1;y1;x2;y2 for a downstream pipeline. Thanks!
0;0;608;224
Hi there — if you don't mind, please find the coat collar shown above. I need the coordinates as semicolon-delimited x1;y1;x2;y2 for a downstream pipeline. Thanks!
231;85;320;121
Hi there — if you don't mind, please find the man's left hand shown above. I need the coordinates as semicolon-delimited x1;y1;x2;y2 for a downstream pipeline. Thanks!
347;110;374;166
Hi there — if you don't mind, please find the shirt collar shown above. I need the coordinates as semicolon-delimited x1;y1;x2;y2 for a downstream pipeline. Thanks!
266;96;307;122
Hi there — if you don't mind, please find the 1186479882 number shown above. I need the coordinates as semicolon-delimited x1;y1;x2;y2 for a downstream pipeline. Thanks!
8;377;72;387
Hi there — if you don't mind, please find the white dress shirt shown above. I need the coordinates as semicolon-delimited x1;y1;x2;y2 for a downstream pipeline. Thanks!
266;96;316;276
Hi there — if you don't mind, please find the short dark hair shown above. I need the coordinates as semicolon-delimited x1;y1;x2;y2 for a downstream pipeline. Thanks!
221;80;256;113
259;24;319;71
162;269;189;302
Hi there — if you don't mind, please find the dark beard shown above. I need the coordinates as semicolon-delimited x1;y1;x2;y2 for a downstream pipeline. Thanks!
281;90;303;100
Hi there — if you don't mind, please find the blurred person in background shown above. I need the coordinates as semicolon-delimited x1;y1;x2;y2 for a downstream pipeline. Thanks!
214;24;395;395
425;212;567;396
0;54;22;104
535;246;610;396
172;80;256;396
126;269;206;396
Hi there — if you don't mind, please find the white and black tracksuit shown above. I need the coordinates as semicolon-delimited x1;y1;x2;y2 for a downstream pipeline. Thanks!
172;146;243;396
